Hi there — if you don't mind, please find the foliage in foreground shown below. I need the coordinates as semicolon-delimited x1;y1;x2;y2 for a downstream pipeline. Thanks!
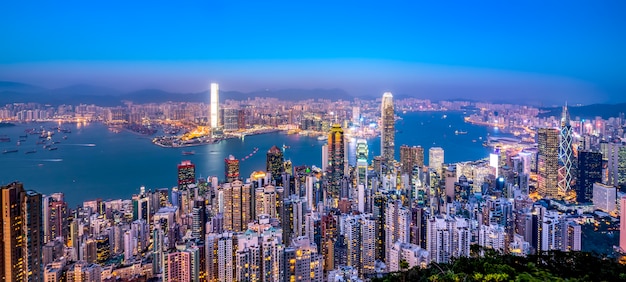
373;250;626;282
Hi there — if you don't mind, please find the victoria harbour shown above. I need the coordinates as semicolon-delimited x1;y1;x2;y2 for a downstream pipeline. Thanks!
1;111;498;206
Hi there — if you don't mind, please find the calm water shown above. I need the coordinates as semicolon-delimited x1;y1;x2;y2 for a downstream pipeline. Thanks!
0;111;504;206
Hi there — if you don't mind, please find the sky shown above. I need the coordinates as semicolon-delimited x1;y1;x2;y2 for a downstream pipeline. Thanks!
1;1;625;104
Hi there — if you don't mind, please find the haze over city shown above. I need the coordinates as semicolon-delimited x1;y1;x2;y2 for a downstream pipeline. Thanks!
1;1;625;104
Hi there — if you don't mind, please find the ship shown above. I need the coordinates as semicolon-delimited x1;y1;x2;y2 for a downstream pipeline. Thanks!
48;147;58;151
182;151;195;155
3;149;18;154
317;135;328;141
0;135;10;142
455;130;468;135
25;150;37;154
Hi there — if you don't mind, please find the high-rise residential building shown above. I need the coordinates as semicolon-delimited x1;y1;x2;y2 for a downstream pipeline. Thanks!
266;145;284;184
46;200;68;244
400;145;424;174
327;124;345;202
385;200;411;265
577;151;602;203
222;180;252;232
607;143;626;188
620;196;626;252
558;104;574;195
206;232;235;282
224;155;240;183
426;215;471;264
381;92;395;164
177;160;196;190
429;147;444;175
537;128;559;198
284;236;323;282
235;215;284;282
1;182;43;282
210;82;219;129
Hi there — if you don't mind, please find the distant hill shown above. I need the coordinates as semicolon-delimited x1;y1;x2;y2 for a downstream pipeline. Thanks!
539;103;626;119
0;81;353;106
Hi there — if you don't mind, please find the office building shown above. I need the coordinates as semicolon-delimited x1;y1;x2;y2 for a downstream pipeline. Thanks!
593;183;616;213
577;151;602;203
381;92;395;164
210;82;219;129
558;104;574;194
537;128;559;198
401;145;424;173
177;160;196;190
327;124;345;202
1;182;43;282
620;196;626;252
429;147;444;175
266;145;284;184
225;155;240;183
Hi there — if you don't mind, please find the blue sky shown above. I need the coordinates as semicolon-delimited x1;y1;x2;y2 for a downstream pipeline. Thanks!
1;1;625;104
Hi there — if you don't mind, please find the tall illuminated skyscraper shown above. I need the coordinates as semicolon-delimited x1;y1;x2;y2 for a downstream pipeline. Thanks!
210;83;219;129
401;145;424;173
356;139;369;186
327;124;345;202
177;160;196;190
577;151;602;203
225;155;240;183
429;147;444;175
381;92;395;164
558;104;574;195
538;128;559;198
266;145;284;184
1;182;43;282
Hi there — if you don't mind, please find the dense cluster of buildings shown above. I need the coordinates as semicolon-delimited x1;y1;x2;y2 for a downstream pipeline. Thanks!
2;89;626;281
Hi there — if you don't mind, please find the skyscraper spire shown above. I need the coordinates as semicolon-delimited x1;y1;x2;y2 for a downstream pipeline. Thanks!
559;102;574;197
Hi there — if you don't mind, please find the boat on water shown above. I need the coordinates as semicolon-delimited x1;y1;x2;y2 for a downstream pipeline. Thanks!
317;135;328;141
455;130;468;135
25;150;36;154
0;136;10;142
182;151;195;155
3;149;18;154
48;147;58;151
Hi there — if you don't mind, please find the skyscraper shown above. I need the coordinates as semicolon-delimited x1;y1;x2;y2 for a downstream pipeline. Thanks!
327;124;345;202
537;128;559;198
577;151;602;203
558;104;574;194
266;145;284;183
177;160;196;190
429;147;444;175
401;145;424;173
225;155;240;183
1;182;43;282
381;92;395;164
356;139;369;186
210;83;219;129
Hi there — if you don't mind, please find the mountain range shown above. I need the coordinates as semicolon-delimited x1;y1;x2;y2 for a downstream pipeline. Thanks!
1;81;625;119
0;81;353;106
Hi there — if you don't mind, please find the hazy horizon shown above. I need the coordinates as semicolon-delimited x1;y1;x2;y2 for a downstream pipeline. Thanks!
1;1;625;105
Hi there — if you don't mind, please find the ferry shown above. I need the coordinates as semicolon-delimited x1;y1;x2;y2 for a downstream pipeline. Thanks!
48;147;58;151
182;151;195;155
455;130;468;135
25;150;37;154
3;149;18;154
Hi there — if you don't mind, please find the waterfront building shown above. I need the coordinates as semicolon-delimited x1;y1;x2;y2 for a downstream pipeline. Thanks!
266;145;284;184
210;82;219;129
177;160;196;190
224;155;240;183
222;108;239;132
537;128;559;198
558;104;574;196
401;145;424;174
577;151;602;203
1;182;43;282
381;92;395;164
429;147;444;175
327;124;345;203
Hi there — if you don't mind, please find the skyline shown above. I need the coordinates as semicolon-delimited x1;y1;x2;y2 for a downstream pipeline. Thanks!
1;1;625;104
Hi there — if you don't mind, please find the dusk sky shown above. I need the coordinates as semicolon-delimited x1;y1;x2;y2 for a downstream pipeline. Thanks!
1;1;625;104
